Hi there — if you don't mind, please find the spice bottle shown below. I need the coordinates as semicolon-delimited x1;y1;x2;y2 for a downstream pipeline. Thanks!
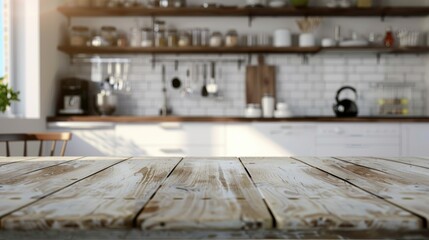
384;27;395;48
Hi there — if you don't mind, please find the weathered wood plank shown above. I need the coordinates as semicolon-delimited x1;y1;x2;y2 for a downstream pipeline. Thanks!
1;157;181;230
372;157;429;170
138;157;272;230
0;157;36;167
0;157;127;227
241;157;421;230
0;157;81;181
294;157;429;227
337;157;429;177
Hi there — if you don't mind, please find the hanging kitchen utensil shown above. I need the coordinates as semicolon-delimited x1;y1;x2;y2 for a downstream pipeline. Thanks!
206;61;218;96
106;62;115;86
333;86;359;117
201;63;209;97
122;62;131;92
246;55;276;104
113;61;123;91
160;64;172;116
171;60;182;89
181;67;193;97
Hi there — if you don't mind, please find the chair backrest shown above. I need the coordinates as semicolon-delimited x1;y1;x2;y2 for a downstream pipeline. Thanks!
0;132;72;157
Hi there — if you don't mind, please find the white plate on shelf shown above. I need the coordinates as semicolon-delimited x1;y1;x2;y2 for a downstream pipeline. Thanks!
339;40;369;47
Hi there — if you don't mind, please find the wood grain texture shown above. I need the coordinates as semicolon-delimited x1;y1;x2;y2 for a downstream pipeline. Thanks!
241;157;421;230
246;57;276;105
295;157;429;227
337;157;429;177
0;157;36;167
375;157;429;169
138;157;272;230
1;157;181;230
0;157;80;181
0;157;126;227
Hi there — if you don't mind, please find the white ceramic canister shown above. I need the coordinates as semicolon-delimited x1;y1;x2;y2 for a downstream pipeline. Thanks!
273;29;292;47
299;33;316;47
262;94;275;118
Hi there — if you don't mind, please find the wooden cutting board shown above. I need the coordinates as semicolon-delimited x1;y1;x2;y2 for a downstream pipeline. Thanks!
246;55;276;104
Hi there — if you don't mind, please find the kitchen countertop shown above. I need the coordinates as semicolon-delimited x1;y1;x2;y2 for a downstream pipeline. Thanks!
1;157;428;239
47;115;429;123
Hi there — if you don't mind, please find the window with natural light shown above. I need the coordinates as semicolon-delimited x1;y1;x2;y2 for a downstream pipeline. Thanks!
0;0;7;81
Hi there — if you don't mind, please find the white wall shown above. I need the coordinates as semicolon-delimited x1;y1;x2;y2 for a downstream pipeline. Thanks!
0;0;67;133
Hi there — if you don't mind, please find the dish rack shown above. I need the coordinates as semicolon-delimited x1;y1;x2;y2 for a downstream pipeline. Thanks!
372;82;424;116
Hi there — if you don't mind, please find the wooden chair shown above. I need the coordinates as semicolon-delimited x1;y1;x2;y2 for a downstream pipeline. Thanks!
0;132;72;156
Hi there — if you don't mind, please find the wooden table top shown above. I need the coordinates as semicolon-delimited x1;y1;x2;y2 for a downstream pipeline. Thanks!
0;157;428;239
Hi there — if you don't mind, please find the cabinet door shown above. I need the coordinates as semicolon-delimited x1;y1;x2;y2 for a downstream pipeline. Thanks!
116;123;226;157
317;123;401;157
226;123;317;157
402;124;429;156
48;122;116;156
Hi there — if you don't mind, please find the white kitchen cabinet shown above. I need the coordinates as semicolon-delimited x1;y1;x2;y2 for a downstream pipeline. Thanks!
226;123;317;156
115;123;226;156
402;123;429;156
47;122;116;156
316;123;401;157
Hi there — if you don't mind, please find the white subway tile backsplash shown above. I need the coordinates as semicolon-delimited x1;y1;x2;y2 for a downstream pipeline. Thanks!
76;54;426;117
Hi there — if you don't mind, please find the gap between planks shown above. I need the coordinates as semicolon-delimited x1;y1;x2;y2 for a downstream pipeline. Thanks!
131;157;184;227
1;157;182;230
371;157;429;170
0;157;131;229
238;157;278;229
293;157;429;229
243;157;421;230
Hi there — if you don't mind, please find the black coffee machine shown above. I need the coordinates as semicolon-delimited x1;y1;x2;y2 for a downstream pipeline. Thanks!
57;78;89;115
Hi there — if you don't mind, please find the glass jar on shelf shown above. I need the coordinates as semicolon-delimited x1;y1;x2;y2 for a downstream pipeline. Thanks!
101;26;118;46
155;30;167;47
141;27;154;47
178;30;191;47
146;0;160;7
173;0;186;7
70;26;90;46
200;28;210;46
129;27;141;47
209;31;223;47
225;30;239;47
167;28;179;47
192;28;201;47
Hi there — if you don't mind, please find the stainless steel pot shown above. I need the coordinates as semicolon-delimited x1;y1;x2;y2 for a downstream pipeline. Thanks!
95;92;117;116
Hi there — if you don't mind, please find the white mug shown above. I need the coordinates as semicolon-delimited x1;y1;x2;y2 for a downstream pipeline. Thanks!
262;95;275;118
274;29;292;47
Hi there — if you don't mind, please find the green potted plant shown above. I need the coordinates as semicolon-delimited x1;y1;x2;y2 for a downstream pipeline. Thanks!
0;76;19;113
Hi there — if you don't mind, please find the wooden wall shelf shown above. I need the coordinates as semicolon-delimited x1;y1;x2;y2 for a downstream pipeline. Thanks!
58;6;429;18
58;45;429;56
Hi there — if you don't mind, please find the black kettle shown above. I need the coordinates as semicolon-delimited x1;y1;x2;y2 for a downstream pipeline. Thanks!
333;86;358;117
